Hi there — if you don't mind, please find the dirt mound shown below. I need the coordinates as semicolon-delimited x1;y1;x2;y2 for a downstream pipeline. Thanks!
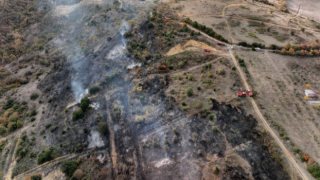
165;40;223;56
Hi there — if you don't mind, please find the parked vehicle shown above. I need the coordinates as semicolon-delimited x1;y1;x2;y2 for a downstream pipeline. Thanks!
237;92;247;97
247;90;253;97
204;49;211;52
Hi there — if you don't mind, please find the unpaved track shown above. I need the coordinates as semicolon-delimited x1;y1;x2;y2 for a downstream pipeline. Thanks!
105;93;118;169
170;57;223;76
4;138;20;180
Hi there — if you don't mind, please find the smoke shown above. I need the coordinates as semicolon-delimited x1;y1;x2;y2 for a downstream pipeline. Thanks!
88;130;105;148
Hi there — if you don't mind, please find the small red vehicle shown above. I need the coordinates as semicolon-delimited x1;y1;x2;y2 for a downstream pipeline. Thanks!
247;90;253;97
204;49;211;52
237;92;247;97
217;43;225;46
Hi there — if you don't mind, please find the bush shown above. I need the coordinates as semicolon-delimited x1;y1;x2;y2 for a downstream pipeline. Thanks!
181;102;187;106
29;109;37;117
197;86;201;91
208;114;214;120
97;122;107;134
232;67;236;70
186;88;193;97
0;125;6;135
89;86;100;95
31;174;42;180
38;148;53;165
307;164;320;179
8;114;19;122
8;122;17;132
30;93;39;100
80;97;90;112
61;160;79;177
72;110;84;120
213;166;220;174
147;23;154;28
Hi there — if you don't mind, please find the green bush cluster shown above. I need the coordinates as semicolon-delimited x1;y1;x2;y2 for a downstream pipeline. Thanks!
31;174;42;180
307;164;320;179
89;86;100;95
97;122;107;134
73;97;90;120
61;160;79;177
183;18;228;43
238;41;265;49
38;148;54;165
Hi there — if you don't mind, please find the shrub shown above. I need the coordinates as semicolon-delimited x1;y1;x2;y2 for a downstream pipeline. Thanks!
8;114;19;122
193;101;202;109
29;109;37;117
38;148;53;165
208;114;214;120
219;69;225;75
72;110;84;120
97;122;107;134
307;164;320;179
0;125;6;135
301;28;305;32
197;86;201;91
212;126;219;131
30;93;39;100
213;166;220;174
80;97;90;112
181;102;187;106
30;117;36;122
248;32;257;38
232;67;236;70
31;174;42;180
89;86;100;95
73;169;83;180
61;160;79;177
8;122;17;132
186;88;193;97
147;23;154;28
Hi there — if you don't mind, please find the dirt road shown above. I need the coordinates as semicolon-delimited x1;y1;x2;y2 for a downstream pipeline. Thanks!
105;94;118;169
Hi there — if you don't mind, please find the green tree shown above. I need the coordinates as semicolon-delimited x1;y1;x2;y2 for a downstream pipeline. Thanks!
192;21;198;28
61;160;79;177
72;110;84;120
97;122;107;134
80;97;90;112
8;114;19;122
38;148;53;164
89;86;100;95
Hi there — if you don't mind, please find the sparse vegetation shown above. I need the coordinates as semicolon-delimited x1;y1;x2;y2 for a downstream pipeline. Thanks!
248;32;257;38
